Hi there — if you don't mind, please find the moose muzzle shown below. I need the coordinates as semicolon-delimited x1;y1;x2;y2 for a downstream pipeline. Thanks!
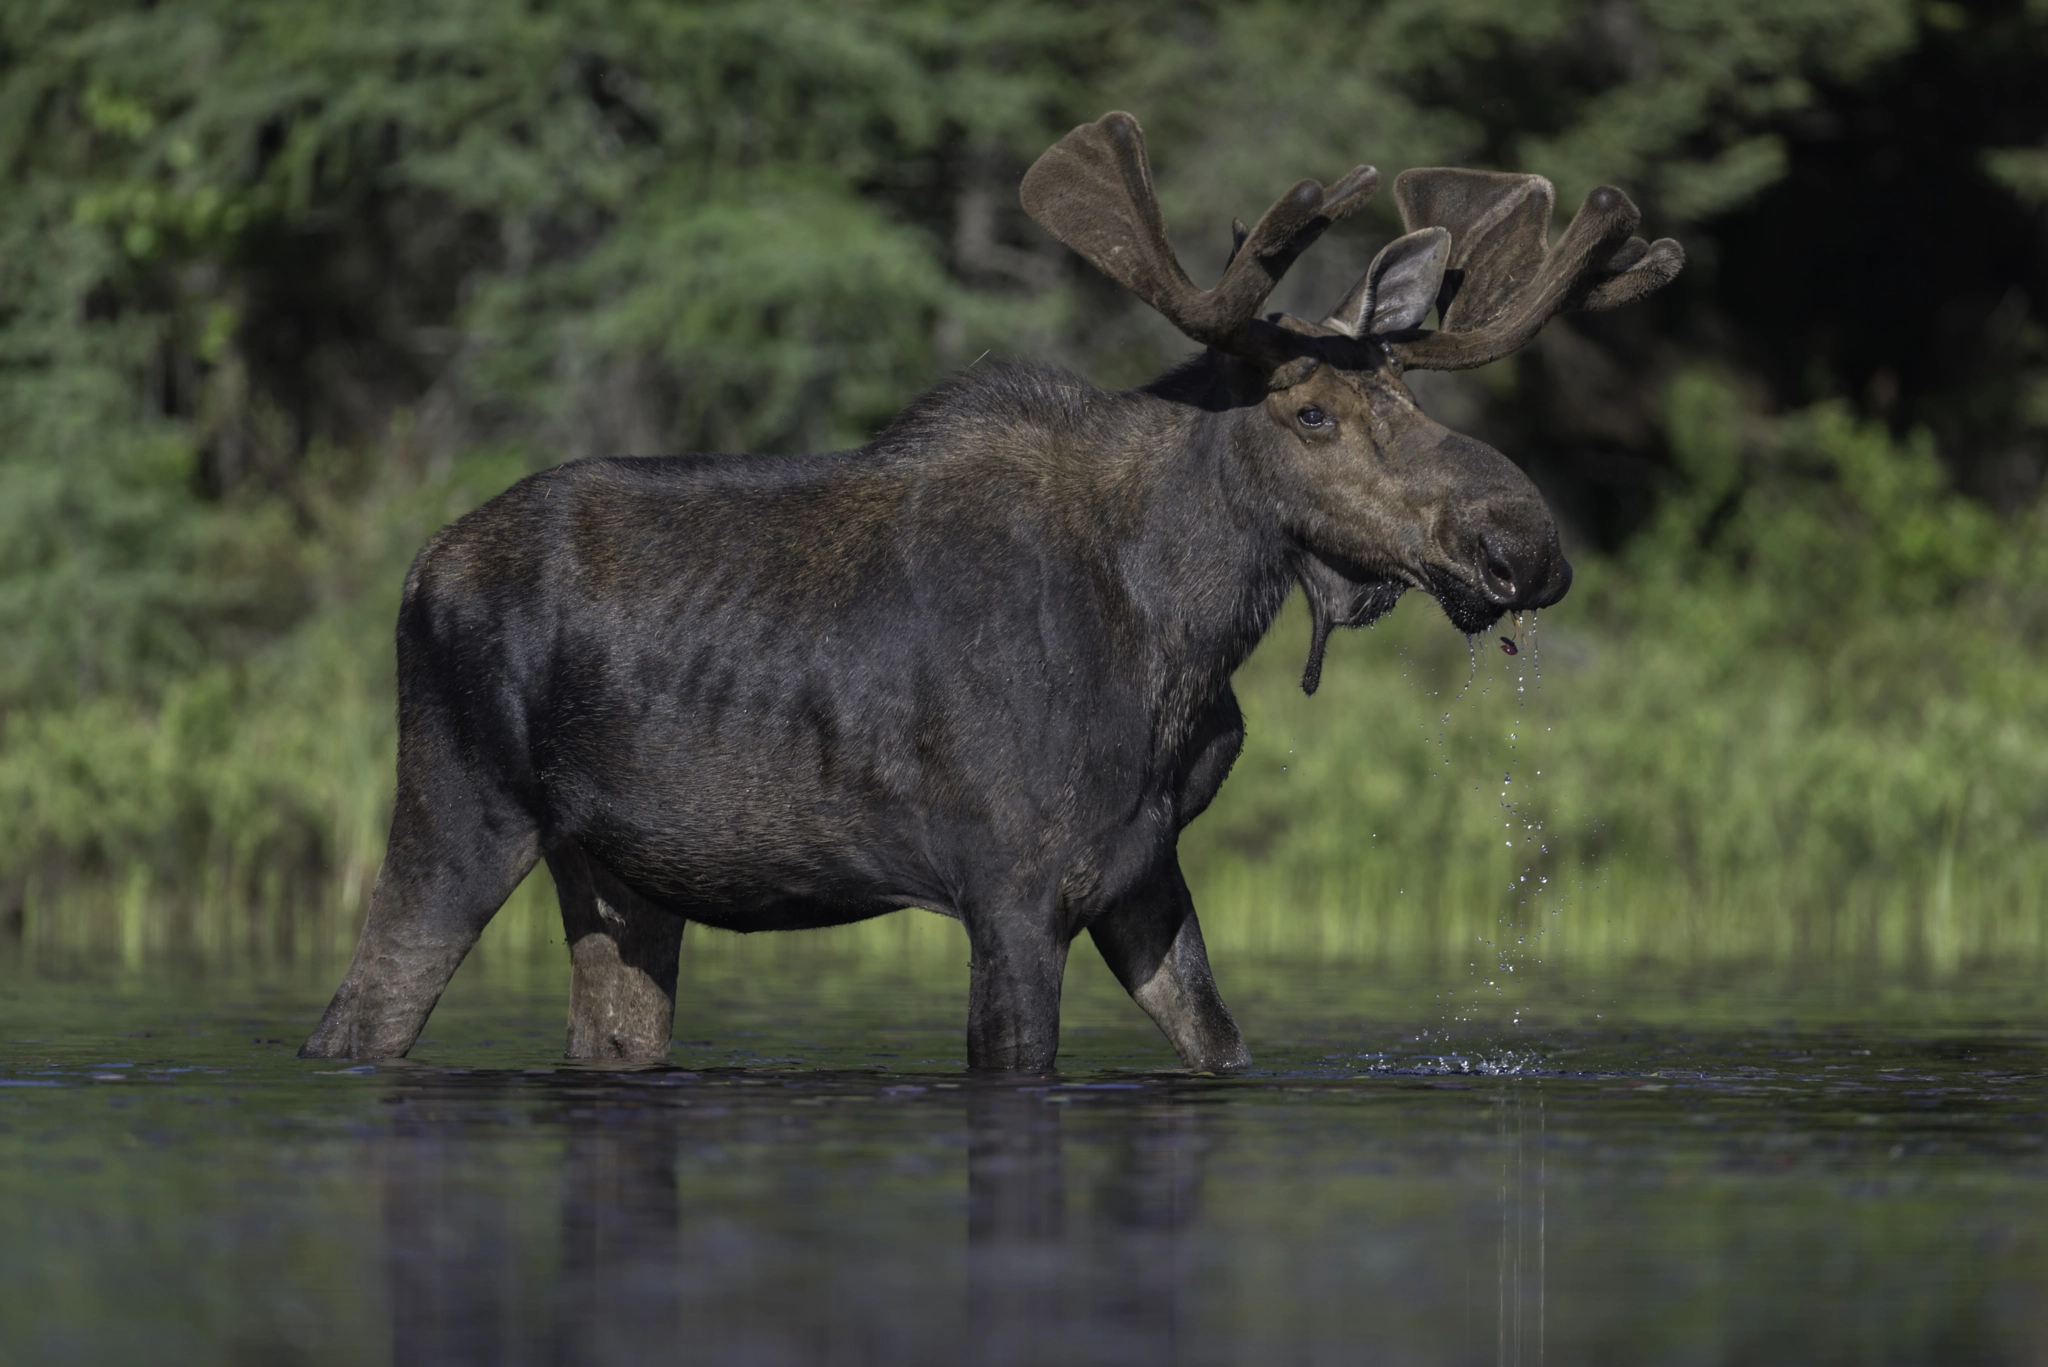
1476;518;1573;611
1428;489;1573;634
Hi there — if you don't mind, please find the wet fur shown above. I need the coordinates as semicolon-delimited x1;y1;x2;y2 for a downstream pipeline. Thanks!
303;347;1565;1071
407;364;1282;929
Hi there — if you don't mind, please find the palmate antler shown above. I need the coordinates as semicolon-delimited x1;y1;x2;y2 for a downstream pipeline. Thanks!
1382;169;1685;370
1020;112;1378;349
1021;112;1683;368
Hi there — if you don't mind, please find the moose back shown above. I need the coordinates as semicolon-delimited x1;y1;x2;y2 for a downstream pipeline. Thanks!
302;112;1681;1071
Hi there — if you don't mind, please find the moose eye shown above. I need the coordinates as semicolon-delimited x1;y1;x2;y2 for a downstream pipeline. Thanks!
1296;405;1329;429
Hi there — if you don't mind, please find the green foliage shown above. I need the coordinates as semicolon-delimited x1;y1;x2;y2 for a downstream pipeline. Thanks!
1190;373;2048;969
1636;371;2013;630
0;449;527;902
1;1;2044;976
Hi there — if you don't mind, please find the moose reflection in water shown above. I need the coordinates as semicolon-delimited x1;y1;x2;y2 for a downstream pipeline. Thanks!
303;111;1681;1071
364;1068;1573;1366
371;1072;1237;1367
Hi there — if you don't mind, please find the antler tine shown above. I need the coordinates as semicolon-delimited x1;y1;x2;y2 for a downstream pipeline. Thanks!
1021;111;1377;350
1389;168;1684;371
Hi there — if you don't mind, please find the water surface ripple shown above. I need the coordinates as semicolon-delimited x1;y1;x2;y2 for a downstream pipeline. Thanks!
3;960;2044;1365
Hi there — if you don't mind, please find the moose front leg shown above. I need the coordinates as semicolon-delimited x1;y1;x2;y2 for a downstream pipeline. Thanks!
965;895;1071;1074
547;843;686;1064
1089;861;1250;1071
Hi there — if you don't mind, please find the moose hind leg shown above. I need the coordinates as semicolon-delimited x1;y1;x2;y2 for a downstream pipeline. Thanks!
301;760;540;1060
550;844;686;1064
1089;861;1250;1071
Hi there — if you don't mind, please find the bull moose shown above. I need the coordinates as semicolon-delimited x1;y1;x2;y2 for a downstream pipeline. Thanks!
302;112;1681;1072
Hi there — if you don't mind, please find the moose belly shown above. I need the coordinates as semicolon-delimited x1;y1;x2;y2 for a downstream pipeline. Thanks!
670;894;911;933
546;756;1178;934
562;800;941;921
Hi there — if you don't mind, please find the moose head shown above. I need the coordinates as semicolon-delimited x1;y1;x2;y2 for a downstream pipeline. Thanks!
1022;112;1683;690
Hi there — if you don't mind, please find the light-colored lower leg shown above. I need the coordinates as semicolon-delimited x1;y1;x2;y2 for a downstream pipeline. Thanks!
1090;866;1251;1071
301;827;540;1061
551;845;686;1064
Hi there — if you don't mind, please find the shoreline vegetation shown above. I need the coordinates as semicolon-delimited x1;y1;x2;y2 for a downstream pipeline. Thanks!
7;376;2044;981
3;4;2044;988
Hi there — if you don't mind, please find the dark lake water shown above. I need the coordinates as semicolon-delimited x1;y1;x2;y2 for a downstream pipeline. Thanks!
3;938;2044;1365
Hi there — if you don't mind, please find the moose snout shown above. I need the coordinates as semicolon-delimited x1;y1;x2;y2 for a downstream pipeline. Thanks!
1476;525;1572;610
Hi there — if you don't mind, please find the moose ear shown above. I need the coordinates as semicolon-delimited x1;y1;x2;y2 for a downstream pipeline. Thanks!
1323;227;1451;338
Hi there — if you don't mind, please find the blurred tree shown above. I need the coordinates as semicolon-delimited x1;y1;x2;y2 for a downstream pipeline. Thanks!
1705;0;2048;509
2;0;2045;894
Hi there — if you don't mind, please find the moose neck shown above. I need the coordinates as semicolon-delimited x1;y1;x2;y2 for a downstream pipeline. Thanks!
1092;368;1298;706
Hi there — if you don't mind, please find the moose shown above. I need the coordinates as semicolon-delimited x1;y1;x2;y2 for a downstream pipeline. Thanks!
302;112;1681;1072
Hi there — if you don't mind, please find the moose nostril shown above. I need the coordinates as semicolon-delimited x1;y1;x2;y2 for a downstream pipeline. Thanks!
1481;547;1518;602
